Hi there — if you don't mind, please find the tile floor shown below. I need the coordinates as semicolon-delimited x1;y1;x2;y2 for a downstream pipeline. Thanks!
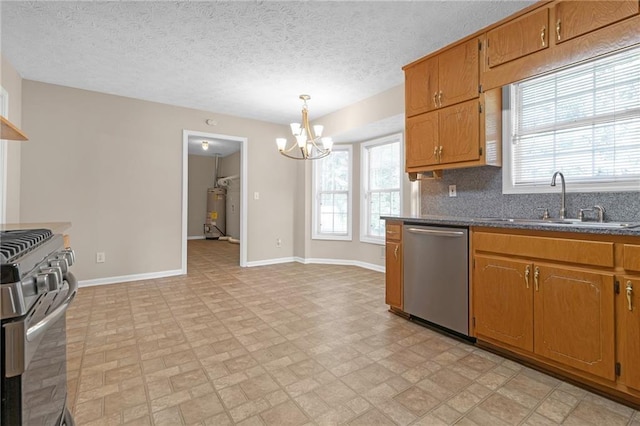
66;240;640;425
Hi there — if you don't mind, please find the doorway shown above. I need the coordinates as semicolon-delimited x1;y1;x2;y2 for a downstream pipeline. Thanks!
181;130;248;270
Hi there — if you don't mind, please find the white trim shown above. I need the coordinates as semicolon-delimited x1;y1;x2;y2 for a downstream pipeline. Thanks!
79;269;184;287
246;257;296;267
182;130;249;273
247;256;384;273
187;235;206;240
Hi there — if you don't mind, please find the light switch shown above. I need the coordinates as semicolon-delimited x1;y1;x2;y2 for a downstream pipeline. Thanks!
254;192;260;200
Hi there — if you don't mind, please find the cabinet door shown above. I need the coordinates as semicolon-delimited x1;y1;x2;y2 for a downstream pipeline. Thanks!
438;100;480;165
474;255;534;352
405;57;439;117
534;264;615;380
406;112;439;168
618;276;640;391
385;241;403;309
438;38;479;108
554;0;639;44
487;7;549;68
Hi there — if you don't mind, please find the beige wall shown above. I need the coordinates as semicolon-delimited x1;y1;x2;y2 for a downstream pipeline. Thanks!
20;80;295;281
295;85;410;269
1;54;23;222
187;155;215;237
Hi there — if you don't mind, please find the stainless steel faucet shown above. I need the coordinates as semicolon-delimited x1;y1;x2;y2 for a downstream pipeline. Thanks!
550;171;567;219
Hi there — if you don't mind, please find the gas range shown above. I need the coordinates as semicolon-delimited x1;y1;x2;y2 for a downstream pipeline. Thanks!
1;228;77;425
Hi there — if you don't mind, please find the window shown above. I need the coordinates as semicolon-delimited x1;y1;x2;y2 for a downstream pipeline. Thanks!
504;45;640;194
361;134;402;244
312;145;352;240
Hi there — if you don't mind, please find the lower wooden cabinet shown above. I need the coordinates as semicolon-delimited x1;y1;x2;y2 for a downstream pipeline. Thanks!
474;255;534;352
385;222;403;310
618;275;640;392
534;264;615;380
474;253;615;380
472;229;640;407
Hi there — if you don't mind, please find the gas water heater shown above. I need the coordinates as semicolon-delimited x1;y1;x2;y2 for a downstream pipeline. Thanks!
204;187;226;239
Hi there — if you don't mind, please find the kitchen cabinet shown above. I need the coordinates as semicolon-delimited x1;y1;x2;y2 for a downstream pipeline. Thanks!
618;275;640;392
473;230;616;381
406;99;479;169
486;7;549;68
405;38;480;118
0;115;28;141
385;221;403;310
405;89;501;175
482;0;640;90
474;255;533;352
617;243;640;392
553;0;639;44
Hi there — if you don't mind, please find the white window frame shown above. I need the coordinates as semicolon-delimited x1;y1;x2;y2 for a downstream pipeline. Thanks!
0;87;9;224
360;133;403;245
312;144;352;241
503;45;640;194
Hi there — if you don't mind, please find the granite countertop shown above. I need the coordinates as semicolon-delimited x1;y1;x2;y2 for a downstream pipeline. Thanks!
0;222;72;234
381;215;640;237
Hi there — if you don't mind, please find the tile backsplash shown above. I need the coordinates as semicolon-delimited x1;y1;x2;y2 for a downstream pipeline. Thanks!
420;167;640;222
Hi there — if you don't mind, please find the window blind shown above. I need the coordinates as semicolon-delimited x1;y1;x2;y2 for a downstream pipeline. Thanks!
511;45;640;188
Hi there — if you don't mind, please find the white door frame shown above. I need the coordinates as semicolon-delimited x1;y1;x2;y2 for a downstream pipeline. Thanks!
181;130;248;271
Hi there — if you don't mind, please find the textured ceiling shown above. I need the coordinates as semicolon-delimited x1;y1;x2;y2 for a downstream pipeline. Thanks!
1;1;534;127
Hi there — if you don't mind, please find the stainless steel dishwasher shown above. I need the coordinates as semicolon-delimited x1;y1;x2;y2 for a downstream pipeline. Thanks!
403;224;470;337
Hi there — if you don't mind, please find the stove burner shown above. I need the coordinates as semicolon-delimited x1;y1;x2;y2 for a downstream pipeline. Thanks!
0;229;53;264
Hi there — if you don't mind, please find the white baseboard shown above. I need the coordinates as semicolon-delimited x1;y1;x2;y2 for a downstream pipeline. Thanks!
187;236;206;240
294;257;385;273
247;257;384;273
246;257;296;267
78;269;184;287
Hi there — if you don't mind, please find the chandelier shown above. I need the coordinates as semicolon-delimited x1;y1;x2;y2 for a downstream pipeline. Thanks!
276;94;333;160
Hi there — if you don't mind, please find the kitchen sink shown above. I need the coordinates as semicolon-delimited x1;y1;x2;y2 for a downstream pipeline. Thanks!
475;217;640;229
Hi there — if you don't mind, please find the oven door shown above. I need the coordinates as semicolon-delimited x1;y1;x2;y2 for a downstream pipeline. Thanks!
2;272;78;426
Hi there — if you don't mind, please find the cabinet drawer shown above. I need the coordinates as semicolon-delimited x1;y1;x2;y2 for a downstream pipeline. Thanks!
473;232;614;267
623;244;640;271
487;7;549;68
386;223;402;241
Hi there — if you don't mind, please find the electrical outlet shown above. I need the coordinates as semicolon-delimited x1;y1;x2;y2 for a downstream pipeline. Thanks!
449;185;457;197
276;238;282;248
96;252;106;263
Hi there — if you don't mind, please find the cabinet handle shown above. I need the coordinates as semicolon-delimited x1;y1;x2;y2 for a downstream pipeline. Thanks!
394;245;399;260
433;146;439;161
433;92;439;108
541;26;546;47
438;146;443;162
627;281;633;311
438;91;443;107
524;265;530;289
556;20;561;41
534;266;540;291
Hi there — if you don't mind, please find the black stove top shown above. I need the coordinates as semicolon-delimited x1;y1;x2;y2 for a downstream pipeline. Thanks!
0;229;53;264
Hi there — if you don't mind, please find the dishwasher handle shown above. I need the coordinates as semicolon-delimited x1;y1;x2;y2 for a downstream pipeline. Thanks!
406;227;466;237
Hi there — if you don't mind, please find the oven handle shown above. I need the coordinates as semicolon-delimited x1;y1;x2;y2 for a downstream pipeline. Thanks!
26;272;78;343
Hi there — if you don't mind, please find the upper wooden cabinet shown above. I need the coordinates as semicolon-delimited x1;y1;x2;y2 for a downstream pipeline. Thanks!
482;0;640;90
405;38;480;118
0;115;28;141
487;7;550;68
553;0;639;44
